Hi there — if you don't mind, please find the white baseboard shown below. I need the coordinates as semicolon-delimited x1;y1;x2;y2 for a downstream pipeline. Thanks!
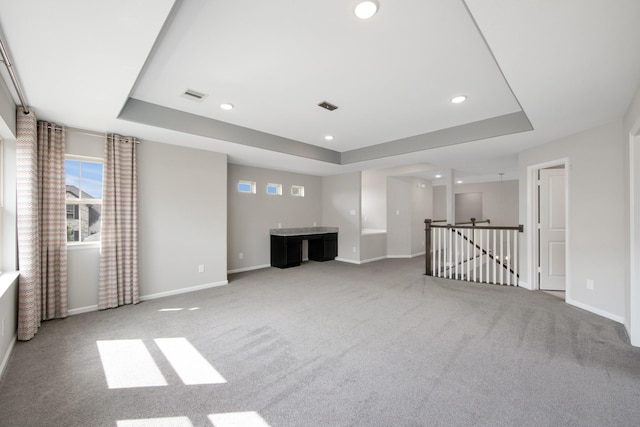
141;280;229;302
0;334;16;380
411;251;426;258
566;297;624;324
68;305;99;316
335;257;361;265
387;255;411;259
360;256;387;264
68;280;230;315
228;264;270;274
518;280;532;290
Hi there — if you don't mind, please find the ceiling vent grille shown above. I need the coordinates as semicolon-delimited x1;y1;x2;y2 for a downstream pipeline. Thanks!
182;89;207;102
318;101;338;111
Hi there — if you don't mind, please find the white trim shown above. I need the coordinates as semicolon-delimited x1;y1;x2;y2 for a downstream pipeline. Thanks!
518;280;532;290
335;257;361;265
67;280;230;315
629;133;640;346
0;333;16;379
228;264;270;274
68;305;98;315
359;256;387;264
0;271;19;298
411;251;426;258
566;297;624;324
387;255;411;259
140;280;229;301
526;158;570;296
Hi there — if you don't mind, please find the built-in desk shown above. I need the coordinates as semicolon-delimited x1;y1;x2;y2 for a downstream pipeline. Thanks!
270;227;338;268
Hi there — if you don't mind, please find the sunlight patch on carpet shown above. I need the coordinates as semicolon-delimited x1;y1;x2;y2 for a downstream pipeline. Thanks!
97;340;167;389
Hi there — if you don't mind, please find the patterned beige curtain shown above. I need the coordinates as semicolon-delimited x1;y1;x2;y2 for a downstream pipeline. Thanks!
99;134;138;309
16;109;68;341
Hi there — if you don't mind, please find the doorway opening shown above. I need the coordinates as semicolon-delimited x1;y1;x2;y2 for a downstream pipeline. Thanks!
527;159;569;300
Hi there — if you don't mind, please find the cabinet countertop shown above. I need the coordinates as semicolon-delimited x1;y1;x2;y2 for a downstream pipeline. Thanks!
269;226;339;237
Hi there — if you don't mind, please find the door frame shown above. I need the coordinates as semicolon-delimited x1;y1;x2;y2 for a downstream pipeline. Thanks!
525;158;570;297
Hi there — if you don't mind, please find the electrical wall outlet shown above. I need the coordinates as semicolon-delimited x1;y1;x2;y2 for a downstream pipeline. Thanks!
198;264;205;273
277;223;282;228
352;246;356;253
350;209;356;216
239;253;244;260
587;279;594;290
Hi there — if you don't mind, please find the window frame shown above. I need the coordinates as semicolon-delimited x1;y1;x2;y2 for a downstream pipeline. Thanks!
266;183;282;196
237;180;256;194
65;154;103;246
291;185;305;197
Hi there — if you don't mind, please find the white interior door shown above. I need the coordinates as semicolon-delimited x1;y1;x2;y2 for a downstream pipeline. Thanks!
539;168;566;291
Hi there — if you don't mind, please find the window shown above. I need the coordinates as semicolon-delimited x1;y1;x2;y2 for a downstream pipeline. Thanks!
65;157;103;243
291;185;305;197
266;183;282;195
237;180;256;194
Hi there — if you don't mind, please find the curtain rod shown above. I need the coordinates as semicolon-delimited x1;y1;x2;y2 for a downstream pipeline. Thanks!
0;32;29;114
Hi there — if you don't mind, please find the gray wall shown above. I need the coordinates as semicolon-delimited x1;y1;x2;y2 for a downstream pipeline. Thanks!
387;176;412;257
227;164;322;272
322;172;361;263
66;130;228;312
138;141;227;297
519;120;626;320
411;177;432;255
361;170;387;230
387;176;431;257
0;76;15;140
433;180;519;226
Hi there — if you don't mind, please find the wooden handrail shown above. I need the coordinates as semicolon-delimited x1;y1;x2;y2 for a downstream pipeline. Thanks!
424;219;524;277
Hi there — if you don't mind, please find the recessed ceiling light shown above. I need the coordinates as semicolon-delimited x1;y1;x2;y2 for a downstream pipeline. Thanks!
355;1;379;19
324;135;334;141
435;174;442;178
451;95;467;104
456;180;463;184
220;103;234;110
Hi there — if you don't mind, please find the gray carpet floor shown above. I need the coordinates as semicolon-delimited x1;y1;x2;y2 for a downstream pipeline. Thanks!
1;257;639;427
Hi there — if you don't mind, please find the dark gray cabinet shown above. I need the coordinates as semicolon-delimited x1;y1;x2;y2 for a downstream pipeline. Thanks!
270;232;337;269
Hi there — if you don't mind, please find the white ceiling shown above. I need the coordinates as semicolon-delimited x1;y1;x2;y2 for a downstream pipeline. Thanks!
0;0;639;180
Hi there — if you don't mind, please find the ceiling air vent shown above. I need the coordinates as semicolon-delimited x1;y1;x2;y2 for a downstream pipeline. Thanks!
318;101;338;111
181;89;207;102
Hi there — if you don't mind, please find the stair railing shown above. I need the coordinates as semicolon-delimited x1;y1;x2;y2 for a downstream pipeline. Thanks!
424;219;524;286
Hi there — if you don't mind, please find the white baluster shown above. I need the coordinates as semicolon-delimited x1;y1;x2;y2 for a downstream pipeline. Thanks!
472;229;477;282
492;229;497;284
506;230;511;286
479;229;484;283
500;230;504;285
513;230;520;286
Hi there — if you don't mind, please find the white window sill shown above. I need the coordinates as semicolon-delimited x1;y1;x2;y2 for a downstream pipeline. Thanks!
0;271;20;298
67;242;100;251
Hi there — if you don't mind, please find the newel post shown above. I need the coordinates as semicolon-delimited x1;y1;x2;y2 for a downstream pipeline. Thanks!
424;219;432;276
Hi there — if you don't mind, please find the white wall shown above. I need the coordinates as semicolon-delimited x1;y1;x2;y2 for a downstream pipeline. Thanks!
322;172;361;263
411;177;432;256
227;164;322;272
433;180;519;226
66;130;228;312
361;170;387;230
2;139;16;272
519;120;626;321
